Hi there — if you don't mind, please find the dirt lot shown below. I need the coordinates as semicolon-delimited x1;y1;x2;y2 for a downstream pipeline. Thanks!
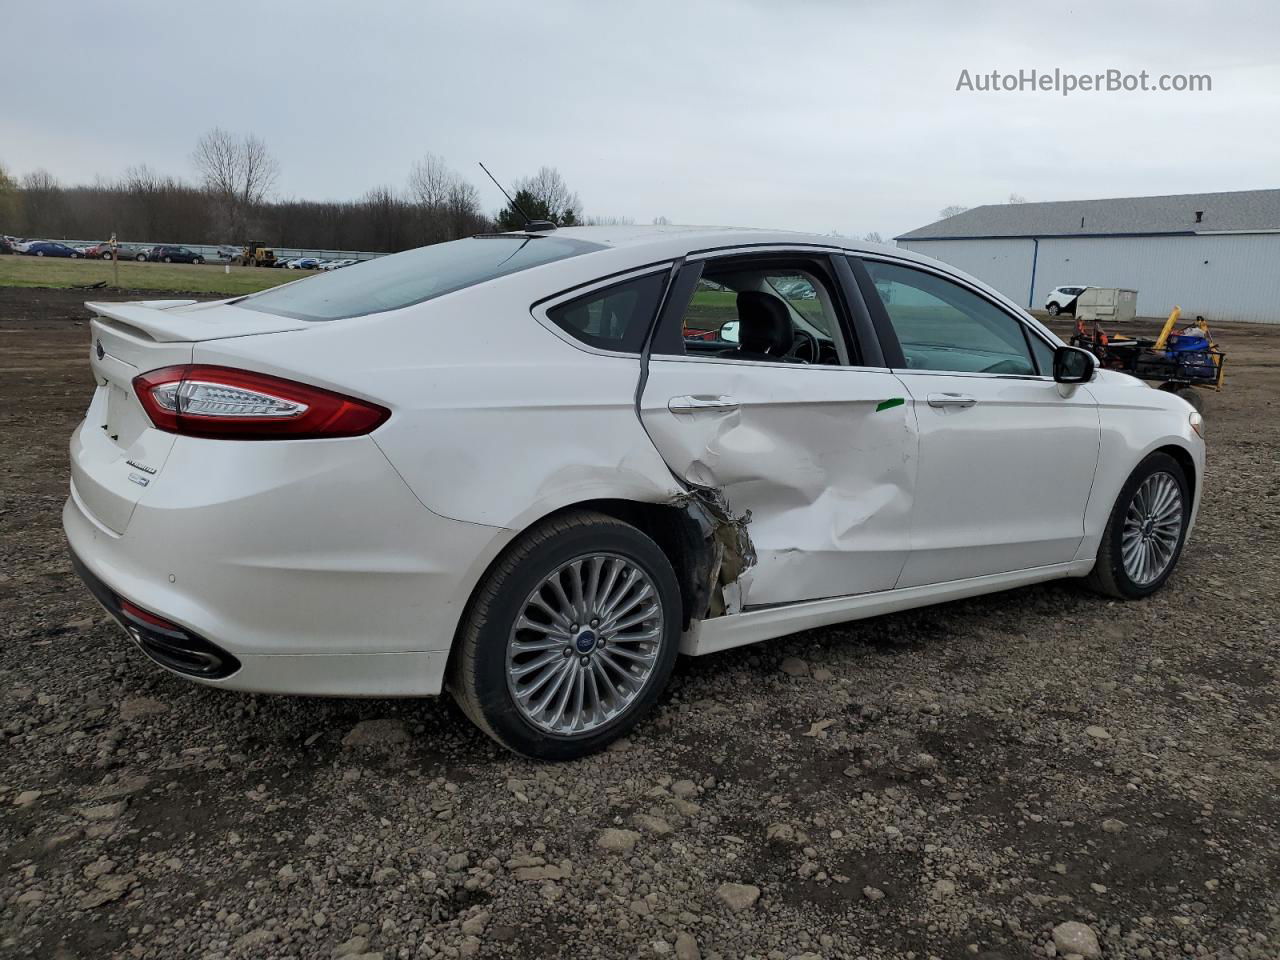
1;287;1277;960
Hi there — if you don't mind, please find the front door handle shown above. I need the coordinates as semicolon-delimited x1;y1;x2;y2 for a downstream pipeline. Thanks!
668;395;741;414
927;392;978;408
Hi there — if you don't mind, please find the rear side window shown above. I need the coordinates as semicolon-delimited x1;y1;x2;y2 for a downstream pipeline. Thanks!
546;272;668;353
239;235;604;322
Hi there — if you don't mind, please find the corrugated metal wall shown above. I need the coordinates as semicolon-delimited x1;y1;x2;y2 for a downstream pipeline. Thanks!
900;233;1280;324
897;238;1036;307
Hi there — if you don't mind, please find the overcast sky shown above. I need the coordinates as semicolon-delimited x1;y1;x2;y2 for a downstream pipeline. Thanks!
5;0;1278;238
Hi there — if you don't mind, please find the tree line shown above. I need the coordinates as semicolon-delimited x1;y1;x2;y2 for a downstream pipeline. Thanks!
0;129;600;252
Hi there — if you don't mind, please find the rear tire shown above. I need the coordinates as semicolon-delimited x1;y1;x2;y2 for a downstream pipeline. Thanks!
1087;452;1190;600
449;511;681;760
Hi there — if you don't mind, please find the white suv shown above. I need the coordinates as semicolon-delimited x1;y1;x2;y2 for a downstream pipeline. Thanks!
1045;285;1090;316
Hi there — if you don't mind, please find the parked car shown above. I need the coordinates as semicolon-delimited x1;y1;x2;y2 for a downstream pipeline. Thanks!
318;259;358;271
286;257;322;270
0;237;13;255
83;241;145;261
1045;285;1090;316
25;241;82;258
66;227;1204;759
11;239;39;253
149;245;205;264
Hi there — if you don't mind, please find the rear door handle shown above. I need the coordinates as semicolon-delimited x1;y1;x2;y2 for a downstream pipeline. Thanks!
927;392;977;408
668;395;741;414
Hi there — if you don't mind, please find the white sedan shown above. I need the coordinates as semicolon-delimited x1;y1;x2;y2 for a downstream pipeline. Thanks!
65;226;1203;759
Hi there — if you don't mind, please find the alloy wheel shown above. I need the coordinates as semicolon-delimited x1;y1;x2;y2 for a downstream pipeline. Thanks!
506;553;664;736
1121;471;1183;586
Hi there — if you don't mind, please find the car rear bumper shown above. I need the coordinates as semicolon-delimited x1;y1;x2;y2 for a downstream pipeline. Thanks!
63;427;511;697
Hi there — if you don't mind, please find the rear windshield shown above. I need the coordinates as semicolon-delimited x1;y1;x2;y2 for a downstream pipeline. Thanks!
238;235;604;322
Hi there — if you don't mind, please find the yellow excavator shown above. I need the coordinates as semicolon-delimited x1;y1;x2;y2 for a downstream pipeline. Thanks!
237;241;276;268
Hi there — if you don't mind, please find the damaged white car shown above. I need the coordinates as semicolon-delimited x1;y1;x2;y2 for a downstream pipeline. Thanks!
65;226;1204;758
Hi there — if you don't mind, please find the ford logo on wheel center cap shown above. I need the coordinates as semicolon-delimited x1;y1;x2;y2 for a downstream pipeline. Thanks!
574;629;597;653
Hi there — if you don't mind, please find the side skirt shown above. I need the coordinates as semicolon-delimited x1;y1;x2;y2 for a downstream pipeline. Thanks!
680;560;1094;656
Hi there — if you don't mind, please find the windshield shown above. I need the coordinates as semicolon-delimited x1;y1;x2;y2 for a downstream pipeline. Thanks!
238;234;604;321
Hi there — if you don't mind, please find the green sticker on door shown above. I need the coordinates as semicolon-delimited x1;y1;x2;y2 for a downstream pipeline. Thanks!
875;397;905;412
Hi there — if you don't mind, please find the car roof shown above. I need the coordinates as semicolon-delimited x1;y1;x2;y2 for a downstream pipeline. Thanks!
538;224;903;257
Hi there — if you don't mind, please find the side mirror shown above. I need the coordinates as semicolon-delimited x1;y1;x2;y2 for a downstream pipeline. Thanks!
719;319;740;343
1053;345;1096;384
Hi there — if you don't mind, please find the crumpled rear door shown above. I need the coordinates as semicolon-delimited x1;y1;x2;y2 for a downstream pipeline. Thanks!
639;358;917;609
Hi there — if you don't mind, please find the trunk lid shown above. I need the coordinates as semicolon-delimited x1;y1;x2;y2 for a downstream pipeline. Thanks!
71;299;308;534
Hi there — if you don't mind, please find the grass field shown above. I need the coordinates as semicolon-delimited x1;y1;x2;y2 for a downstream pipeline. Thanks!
0;255;299;295
685;287;830;331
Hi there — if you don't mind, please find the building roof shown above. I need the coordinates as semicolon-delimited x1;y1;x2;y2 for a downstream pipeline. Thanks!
897;188;1280;241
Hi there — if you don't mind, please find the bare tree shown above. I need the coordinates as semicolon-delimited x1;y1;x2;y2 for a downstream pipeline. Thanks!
444;180;486;237
20;169;67;236
652;215;670;225
0;160;18;226
864;231;885;243
192;128;279;238
239;135;278;208
517;167;580;225
938;204;969;219
408;153;454;209
585;215;634;226
407;154;486;242
1008;193;1027;204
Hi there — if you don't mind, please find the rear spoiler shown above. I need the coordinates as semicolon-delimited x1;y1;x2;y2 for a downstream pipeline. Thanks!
85;300;308;343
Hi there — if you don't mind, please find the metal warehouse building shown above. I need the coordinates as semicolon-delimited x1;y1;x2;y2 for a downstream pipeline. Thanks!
896;189;1280;324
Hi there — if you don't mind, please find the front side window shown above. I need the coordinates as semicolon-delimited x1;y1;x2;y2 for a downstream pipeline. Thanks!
861;260;1035;376
1026;328;1057;375
240;235;604;322
546;272;668;353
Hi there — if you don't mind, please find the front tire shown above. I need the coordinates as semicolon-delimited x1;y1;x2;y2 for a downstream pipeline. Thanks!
1047;302;1061;316
449;511;681;760
1087;452;1190;599
1170;385;1205;413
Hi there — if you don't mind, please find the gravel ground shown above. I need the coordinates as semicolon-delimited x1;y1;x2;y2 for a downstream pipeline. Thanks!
1;288;1277;960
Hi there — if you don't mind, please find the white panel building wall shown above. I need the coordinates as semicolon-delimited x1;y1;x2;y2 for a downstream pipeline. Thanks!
897;238;1036;307
901;233;1280;324
1030;234;1280;323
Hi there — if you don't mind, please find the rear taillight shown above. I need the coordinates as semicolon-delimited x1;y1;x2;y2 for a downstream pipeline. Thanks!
133;365;389;440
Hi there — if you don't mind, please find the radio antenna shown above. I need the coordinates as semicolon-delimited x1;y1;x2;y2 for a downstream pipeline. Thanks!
479;162;532;225
478;162;557;232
